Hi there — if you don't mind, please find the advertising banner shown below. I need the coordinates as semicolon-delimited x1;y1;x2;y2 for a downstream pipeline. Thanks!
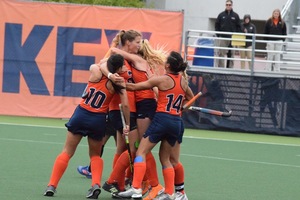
0;0;183;118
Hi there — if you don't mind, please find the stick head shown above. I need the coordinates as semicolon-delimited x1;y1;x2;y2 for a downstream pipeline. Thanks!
222;110;232;117
188;106;232;117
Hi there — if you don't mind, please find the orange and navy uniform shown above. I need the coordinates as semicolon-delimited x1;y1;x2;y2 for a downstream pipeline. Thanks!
131;66;155;102
105;60;138;191
65;75;113;141
142;73;186;146
109;60;136;112
108;60;137;132
156;73;185;116
131;63;157;120
130;73;186;192
80;76;112;113
47;74;110;190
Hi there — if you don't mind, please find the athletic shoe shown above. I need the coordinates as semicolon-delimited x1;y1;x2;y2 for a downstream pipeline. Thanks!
143;184;164;200
116;186;142;199
77;165;92;179
86;184;101;199
142;180;151;196
111;192;131;199
102;181;120;194
174;192;188;200
153;193;175;200
125;178;132;190
43;185;56;197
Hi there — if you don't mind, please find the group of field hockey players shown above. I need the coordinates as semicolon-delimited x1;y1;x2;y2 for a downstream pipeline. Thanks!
43;29;193;200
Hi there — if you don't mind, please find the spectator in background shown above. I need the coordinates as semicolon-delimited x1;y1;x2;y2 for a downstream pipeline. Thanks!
215;0;242;68
240;14;256;69
264;8;287;72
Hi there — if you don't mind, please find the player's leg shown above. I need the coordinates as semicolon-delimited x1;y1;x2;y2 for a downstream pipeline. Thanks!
136;99;162;199
105;118;139;192
77;116;116;178
156;140;175;199
116;136;156;199
172;119;188;200
171;143;188;200
44;131;82;196
85;136;104;199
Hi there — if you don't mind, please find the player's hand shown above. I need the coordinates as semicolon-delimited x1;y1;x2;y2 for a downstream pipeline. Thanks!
98;58;108;65
123;125;129;136
110;73;123;83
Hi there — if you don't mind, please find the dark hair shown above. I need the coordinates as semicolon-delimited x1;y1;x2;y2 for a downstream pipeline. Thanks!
166;51;188;73
244;14;251;21
107;54;125;93
107;54;124;73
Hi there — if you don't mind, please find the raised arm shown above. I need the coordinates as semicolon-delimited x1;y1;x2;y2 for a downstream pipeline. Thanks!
88;64;102;82
111;47;148;72
126;76;161;91
182;86;195;107
98;61;123;83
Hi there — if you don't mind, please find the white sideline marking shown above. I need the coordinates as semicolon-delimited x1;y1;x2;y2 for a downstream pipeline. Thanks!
0;138;66;145
0;122;65;129
1;121;300;169
180;153;300;169
0;137;116;151
0;137;299;169
1;122;300;147
184;136;300;147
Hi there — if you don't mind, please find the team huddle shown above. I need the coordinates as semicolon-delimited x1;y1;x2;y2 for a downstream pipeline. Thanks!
43;29;194;200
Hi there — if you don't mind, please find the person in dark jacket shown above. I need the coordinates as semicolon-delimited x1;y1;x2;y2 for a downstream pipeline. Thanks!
240;14;256;69
264;9;287;72
215;0;241;68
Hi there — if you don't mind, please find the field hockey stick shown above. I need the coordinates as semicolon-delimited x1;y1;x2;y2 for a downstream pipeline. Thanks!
182;91;202;110
119;104;134;173
188;106;232;117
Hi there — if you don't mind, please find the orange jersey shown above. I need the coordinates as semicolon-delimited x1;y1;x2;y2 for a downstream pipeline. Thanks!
109;60;136;112
79;76;112;113
131;66;155;102
156;73;185;116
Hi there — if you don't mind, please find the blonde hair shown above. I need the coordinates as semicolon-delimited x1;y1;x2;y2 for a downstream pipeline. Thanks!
138;39;167;76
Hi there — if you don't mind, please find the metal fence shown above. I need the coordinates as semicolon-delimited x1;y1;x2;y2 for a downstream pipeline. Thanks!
183;30;300;136
184;29;300;78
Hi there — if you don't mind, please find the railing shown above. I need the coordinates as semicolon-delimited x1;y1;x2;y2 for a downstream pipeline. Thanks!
281;0;294;18
281;0;300;34
184;29;300;78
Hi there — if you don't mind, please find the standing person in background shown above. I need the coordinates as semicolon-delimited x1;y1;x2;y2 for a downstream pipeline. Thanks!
240;14;256;69
264;8;287;72
43;54;130;199
215;0;242;68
